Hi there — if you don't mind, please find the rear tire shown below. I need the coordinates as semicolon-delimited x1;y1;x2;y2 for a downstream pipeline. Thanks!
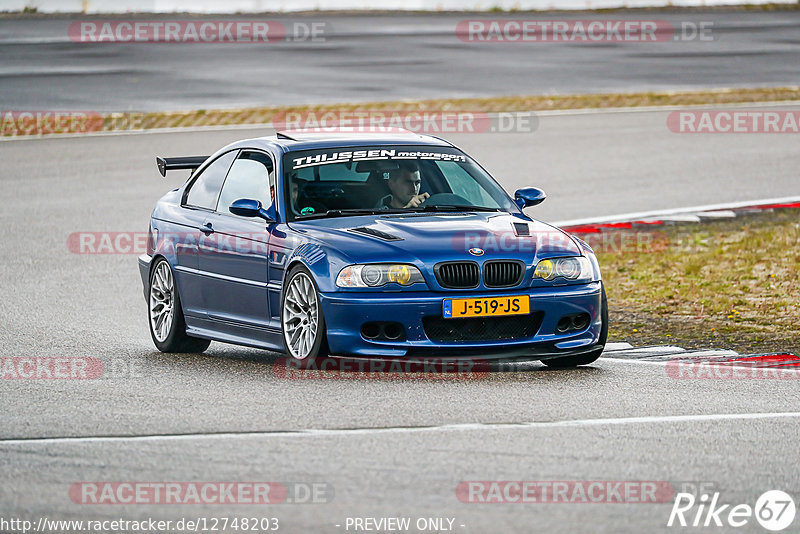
542;284;608;368
148;257;211;353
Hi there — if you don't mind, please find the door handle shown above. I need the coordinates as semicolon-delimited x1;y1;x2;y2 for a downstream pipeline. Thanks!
201;222;214;235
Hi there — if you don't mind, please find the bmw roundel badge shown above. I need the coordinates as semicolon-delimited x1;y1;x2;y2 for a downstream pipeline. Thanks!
468;247;485;256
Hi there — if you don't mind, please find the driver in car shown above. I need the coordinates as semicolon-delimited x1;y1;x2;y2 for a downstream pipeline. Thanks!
375;161;430;209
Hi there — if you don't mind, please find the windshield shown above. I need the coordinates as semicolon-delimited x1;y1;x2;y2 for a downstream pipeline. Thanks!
283;145;516;220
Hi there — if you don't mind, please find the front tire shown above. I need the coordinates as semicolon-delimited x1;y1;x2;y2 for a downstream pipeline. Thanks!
148;258;210;353
542;284;608;368
281;265;328;361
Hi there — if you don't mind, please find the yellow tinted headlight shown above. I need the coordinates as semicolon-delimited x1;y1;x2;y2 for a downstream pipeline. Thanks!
534;259;555;280
533;257;593;282
388;265;412;285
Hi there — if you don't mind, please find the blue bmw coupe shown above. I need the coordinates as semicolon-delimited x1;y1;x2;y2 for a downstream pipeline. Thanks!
139;129;607;367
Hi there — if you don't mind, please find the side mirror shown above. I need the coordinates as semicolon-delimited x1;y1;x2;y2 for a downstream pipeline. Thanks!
514;187;546;210
229;198;274;222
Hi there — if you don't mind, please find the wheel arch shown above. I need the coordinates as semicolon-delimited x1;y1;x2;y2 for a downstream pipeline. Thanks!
147;254;169;287
284;257;313;280
147;254;186;307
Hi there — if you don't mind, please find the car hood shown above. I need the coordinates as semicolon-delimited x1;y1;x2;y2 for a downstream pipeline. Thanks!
288;212;581;265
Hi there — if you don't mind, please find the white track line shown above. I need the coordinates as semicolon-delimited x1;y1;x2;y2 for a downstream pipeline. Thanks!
2;412;799;445
603;342;634;350
536;99;800;117
602;357;676;366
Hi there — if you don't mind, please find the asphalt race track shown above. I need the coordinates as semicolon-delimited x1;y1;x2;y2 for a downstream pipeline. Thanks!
1;107;800;531
1;12;800;111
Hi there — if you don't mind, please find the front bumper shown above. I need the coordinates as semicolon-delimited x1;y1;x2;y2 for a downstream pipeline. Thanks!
319;281;603;359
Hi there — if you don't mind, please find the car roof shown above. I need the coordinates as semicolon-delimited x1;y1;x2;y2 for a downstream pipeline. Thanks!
229;128;455;154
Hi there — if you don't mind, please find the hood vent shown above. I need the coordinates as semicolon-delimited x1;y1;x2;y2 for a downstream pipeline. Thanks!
348;226;403;241
513;222;530;236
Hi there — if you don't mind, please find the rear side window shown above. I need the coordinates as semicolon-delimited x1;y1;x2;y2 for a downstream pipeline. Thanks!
216;151;274;216
184;150;238;210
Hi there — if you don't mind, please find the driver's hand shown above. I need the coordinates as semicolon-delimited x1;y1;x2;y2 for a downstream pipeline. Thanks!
404;192;430;208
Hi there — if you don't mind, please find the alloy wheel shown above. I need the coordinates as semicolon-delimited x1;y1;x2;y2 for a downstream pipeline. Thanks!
282;272;320;359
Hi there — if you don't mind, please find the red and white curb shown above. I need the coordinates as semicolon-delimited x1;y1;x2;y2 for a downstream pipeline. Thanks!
553;195;800;234
601;342;799;368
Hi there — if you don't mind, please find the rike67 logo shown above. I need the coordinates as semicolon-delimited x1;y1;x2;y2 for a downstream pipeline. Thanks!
668;490;796;531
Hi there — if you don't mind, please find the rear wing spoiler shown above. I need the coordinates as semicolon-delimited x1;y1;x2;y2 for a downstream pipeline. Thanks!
155;156;208;177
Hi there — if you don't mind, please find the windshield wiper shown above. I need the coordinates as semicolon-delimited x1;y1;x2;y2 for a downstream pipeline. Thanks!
414;204;501;213
297;205;500;220
298;208;406;219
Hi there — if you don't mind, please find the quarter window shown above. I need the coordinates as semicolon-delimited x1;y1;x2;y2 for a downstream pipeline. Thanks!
185;150;238;210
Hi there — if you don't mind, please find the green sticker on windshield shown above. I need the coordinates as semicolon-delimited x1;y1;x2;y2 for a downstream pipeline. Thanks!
300;207;315;215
